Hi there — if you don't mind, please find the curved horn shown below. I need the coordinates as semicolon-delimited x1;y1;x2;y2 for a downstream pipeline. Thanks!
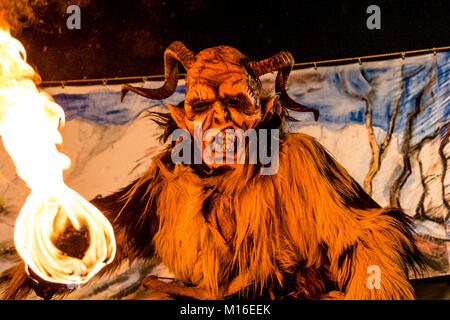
247;51;319;121
121;41;195;102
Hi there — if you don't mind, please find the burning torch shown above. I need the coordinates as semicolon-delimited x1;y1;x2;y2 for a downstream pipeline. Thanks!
0;25;116;292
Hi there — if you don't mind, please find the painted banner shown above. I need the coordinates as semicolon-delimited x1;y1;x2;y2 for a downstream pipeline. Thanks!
0;51;448;299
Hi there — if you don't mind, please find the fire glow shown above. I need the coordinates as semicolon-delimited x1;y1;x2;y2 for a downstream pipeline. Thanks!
0;25;115;284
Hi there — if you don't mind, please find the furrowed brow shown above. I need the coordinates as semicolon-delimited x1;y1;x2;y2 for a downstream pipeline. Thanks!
187;97;215;106
185;85;217;105
221;93;252;105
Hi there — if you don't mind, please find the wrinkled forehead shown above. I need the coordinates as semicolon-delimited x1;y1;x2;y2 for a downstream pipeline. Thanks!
187;47;246;84
187;61;247;90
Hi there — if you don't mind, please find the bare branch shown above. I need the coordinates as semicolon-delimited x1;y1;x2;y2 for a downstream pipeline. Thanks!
339;71;377;194
389;60;437;208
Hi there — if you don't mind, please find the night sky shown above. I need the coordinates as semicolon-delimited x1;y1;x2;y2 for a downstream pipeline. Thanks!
6;0;450;82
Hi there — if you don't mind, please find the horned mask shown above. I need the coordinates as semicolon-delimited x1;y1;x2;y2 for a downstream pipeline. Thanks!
121;41;319;170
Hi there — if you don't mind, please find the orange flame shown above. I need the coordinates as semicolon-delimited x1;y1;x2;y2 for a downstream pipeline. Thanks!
0;26;115;284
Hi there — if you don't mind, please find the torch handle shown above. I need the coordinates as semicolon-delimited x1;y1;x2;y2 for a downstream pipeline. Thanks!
25;266;71;300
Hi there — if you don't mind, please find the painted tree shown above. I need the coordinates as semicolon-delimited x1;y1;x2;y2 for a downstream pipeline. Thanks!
397;60;449;222
339;57;447;223
388;58;442;214
340;66;401;195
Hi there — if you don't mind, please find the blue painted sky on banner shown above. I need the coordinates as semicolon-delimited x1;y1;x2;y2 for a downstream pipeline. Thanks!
288;52;448;145
52;52;449;143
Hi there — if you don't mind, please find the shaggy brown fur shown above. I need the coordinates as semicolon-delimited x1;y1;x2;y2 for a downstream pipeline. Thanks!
0;131;424;300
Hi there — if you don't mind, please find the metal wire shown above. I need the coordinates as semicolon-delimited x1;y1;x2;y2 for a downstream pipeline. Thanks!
38;45;450;87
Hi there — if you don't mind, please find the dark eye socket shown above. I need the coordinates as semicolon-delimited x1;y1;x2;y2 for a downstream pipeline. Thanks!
223;96;254;114
192;101;210;111
224;97;244;107
225;98;241;105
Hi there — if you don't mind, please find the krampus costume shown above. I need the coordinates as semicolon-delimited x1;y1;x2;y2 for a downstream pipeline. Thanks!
0;42;424;300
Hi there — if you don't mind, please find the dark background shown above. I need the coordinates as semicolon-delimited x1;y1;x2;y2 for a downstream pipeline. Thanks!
8;0;450;81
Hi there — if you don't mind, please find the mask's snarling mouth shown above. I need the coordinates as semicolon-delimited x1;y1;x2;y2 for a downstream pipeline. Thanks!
213;131;238;153
203;129;240;164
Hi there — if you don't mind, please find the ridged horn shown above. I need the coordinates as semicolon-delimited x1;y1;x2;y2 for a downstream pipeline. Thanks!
121;41;195;102
247;51;319;121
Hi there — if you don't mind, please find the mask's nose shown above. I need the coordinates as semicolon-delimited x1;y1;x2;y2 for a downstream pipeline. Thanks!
212;101;230;125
